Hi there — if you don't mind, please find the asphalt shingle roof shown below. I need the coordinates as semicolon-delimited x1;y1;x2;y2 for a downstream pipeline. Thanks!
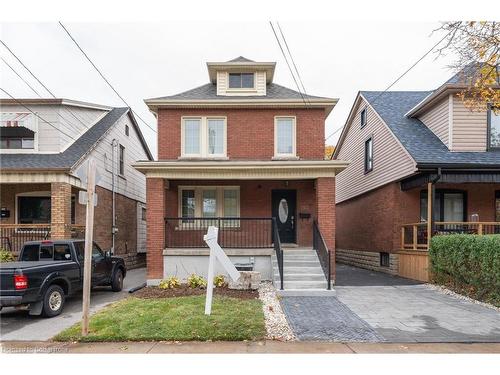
149;82;330;101
0;107;129;170
361;91;500;167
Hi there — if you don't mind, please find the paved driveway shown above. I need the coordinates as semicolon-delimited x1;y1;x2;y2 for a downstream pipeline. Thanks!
281;264;500;342
0;267;145;341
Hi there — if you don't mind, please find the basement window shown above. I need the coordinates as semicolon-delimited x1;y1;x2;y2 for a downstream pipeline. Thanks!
380;252;390;267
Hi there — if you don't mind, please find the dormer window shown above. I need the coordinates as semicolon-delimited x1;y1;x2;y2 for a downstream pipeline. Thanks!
228;73;254;89
0;126;35;149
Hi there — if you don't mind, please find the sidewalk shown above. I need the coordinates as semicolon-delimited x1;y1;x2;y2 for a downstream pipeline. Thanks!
2;340;500;354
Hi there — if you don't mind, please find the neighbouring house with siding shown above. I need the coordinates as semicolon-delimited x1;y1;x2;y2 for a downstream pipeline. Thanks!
0;98;152;268
134;57;348;292
333;65;500;281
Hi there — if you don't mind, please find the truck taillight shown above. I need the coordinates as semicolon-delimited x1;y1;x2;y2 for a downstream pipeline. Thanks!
14;274;28;290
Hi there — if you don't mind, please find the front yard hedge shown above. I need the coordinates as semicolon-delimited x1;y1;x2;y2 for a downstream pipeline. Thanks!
429;234;500;305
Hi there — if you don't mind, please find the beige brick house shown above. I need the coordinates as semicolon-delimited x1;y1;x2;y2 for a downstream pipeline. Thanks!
0;99;152;268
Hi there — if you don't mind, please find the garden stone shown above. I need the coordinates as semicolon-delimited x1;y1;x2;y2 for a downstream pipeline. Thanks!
229;271;261;290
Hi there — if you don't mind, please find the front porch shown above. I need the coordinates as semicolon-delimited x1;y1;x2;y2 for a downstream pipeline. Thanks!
398;171;500;281
134;159;347;290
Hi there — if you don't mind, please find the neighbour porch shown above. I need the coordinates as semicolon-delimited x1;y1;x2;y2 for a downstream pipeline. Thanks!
398;171;500;281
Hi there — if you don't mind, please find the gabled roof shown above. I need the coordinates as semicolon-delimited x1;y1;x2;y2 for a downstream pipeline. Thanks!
227;56;255;63
0;107;153;171
335;91;500;168
206;57;276;83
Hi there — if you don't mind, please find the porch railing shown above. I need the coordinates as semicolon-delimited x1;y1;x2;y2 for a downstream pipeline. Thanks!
272;218;284;290
164;217;274;248
0;224;51;255
401;221;500;251
312;220;331;290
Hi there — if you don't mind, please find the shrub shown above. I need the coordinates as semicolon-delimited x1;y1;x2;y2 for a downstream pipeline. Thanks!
0;248;15;263
430;234;500;305
187;274;207;289
158;276;180;289
213;274;226;288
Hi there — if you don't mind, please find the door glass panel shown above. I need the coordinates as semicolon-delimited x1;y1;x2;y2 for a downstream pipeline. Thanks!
443;193;464;222
278;198;288;223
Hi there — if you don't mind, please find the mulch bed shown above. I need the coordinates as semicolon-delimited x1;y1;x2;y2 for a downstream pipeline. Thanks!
133;285;259;300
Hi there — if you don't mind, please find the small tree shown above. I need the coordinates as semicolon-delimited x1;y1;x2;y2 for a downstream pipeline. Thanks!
436;21;500;112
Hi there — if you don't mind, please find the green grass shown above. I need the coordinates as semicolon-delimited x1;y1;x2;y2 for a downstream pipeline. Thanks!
54;295;266;342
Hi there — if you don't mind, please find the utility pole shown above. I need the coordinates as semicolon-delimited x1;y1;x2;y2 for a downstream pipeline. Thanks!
81;159;97;336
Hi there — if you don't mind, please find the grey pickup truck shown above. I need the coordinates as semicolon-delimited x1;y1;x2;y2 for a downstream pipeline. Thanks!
0;239;126;317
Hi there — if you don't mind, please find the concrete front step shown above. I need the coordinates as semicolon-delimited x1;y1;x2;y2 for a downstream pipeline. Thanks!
279;280;329;289
273;273;326;282
273;261;322;267
272;266;324;274
282;255;321;261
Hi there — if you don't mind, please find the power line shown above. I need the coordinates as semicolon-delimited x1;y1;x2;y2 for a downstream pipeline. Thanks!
324;28;455;144
0;39;95;131
1;56;41;97
276;22;310;103
58;21;157;134
0;86;77;142
0;39;56;98
269;21;307;105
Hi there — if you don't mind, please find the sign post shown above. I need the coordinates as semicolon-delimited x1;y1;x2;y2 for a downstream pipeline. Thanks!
81;159;97;336
203;226;240;315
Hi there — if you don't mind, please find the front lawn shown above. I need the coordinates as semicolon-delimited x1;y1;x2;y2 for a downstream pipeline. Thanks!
54;295;265;342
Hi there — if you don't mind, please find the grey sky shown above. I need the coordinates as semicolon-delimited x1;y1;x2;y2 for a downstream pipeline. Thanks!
0;21;456;157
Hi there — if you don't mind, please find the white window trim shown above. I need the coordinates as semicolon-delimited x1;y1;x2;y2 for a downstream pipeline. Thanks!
274;116;297;158
181;116;227;158
177;186;240;218
226;72;256;92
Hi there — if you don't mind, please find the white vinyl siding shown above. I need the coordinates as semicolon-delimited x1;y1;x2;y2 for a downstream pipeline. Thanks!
451;96;488;151
418;96;450;147
336;96;417;204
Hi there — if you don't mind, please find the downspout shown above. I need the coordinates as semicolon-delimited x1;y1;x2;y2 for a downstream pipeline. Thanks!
111;139;119;254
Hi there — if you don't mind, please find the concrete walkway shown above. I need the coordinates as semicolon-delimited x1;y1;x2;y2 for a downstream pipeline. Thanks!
280;264;500;343
0;268;146;341
1;340;500;353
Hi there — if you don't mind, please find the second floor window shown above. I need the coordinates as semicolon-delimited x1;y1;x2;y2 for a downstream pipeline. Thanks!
182;117;226;157
119;144;125;175
364;137;373;173
275;117;296;157
360;108;367;128
488;107;500;149
228;73;254;89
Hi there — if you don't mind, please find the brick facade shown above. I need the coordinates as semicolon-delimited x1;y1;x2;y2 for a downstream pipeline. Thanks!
146;178;165;281
157;108;326;160
315;177;336;279
51;182;72;239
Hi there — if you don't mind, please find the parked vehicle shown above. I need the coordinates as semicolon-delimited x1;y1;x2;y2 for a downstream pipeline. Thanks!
0;239;126;317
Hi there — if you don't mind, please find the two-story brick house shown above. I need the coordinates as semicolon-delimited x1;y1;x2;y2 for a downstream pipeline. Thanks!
134;57;347;291
334;65;500;281
0;99;153;268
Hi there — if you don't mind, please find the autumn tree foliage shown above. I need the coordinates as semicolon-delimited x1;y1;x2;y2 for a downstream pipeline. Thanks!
325;145;335;159
436;22;500;112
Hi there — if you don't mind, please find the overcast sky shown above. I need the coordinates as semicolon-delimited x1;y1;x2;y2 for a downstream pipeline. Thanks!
0;21;457;157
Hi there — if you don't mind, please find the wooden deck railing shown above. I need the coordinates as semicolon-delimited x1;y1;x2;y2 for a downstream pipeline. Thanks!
401;222;500;251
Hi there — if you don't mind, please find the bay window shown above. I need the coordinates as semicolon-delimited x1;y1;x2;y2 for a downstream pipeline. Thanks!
274;116;296;157
179;186;240;220
182;117;226;157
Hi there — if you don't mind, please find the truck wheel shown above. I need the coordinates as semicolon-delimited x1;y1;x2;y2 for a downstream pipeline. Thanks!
111;269;124;292
42;285;65;318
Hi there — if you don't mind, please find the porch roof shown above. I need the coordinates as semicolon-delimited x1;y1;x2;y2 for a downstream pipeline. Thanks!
133;159;349;180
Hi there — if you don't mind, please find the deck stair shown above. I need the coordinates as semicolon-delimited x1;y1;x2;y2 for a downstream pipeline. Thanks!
272;247;335;296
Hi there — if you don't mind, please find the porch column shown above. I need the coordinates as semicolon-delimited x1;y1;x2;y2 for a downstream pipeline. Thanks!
427;182;432;249
146;177;165;284
315;177;336;281
51;182;72;239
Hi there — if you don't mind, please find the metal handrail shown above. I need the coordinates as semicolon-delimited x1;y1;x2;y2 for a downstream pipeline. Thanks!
272;218;284;290
313;220;331;290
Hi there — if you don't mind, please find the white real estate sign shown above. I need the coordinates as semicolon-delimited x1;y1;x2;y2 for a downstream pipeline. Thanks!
203;226;240;315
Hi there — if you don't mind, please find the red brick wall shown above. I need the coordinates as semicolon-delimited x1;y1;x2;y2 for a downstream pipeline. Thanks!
337;182;500;253
166;179;317;246
157;108;326;160
316;177;336;279
146;178;165;280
